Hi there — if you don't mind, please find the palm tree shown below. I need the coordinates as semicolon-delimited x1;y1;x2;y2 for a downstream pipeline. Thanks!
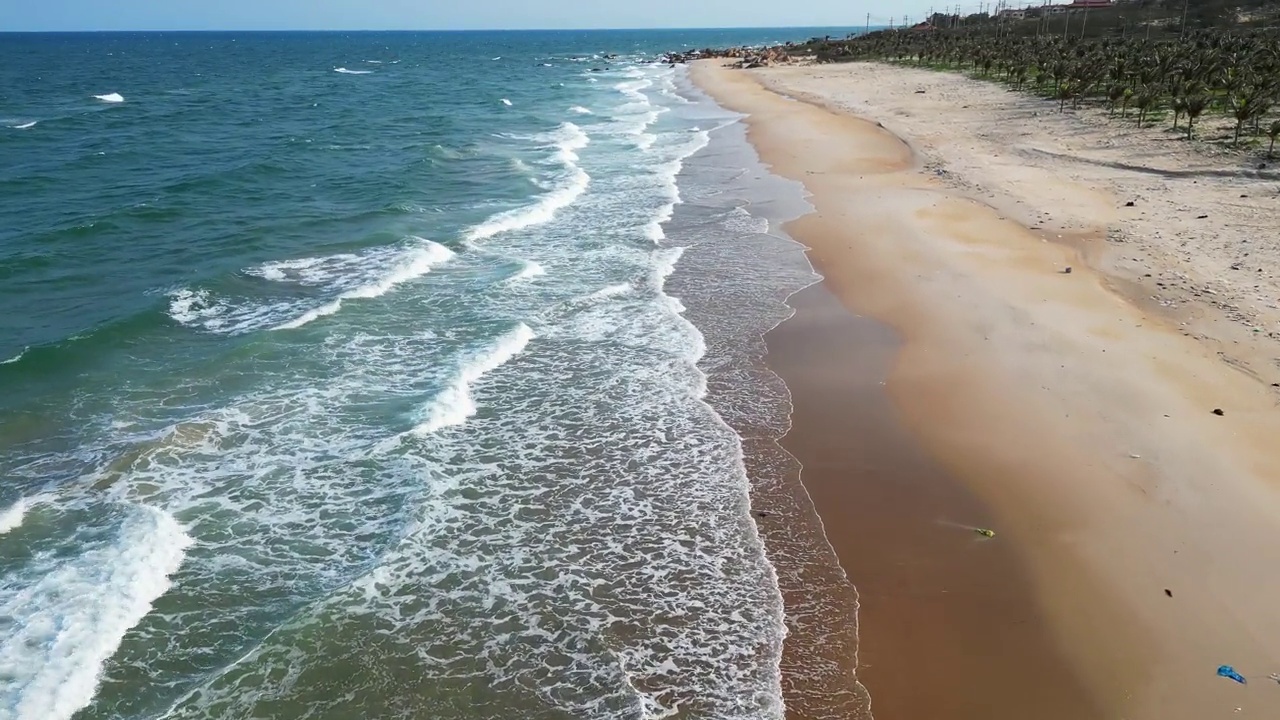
1172;95;1188;129
1057;81;1075;112
1230;85;1270;145
1135;86;1160;127
1185;94;1210;141
1108;84;1126;116
818;22;1280;150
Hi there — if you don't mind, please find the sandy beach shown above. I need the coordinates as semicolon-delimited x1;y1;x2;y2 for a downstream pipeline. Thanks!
693;59;1280;719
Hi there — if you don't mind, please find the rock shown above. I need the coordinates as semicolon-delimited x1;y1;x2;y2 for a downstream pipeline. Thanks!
1165;588;1173;597
1062;267;1073;274
1124;200;1136;207
1212;408;1225;416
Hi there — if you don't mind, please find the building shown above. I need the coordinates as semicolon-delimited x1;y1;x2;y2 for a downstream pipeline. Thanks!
1065;0;1114;8
998;8;1028;19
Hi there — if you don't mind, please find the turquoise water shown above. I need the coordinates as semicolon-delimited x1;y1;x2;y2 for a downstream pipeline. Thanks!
0;30;853;719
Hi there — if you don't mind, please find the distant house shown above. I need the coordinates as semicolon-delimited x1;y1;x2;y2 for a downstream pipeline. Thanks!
1066;0;1114;8
909;21;935;31
998;9;1028;20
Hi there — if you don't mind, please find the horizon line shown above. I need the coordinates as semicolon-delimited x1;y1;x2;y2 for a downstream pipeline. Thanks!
0;25;858;34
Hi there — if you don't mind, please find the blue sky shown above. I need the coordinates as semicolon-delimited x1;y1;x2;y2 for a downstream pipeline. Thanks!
4;0;942;32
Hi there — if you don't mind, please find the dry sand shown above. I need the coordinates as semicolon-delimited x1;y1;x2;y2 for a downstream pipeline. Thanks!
693;60;1280;720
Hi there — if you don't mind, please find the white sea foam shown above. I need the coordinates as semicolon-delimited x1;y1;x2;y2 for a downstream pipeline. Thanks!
466;123;590;242
0;505;191;720
167;288;216;326
245;253;363;285
166;287;300;335
644;128;713;242
570;105;593;115
659;74;692;104
653;247;685;287
588;283;633;301
365;60;383;64
511;260;546;281
333;67;371;75
725;206;770;236
1;347;25;364
0;497;31;534
274;239;453;330
501;98;513;106
611;78;667;150
412;323;535;435
170;239;453;334
94;93;124;103
12;121;37;129
509;157;533;176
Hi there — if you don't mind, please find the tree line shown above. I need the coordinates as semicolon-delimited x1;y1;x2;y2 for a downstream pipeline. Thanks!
793;9;1280;153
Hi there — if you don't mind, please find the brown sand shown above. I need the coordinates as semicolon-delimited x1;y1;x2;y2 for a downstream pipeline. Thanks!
694;60;1280;720
768;283;1097;720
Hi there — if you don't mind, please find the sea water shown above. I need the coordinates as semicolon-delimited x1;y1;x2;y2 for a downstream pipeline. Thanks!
0;29;860;719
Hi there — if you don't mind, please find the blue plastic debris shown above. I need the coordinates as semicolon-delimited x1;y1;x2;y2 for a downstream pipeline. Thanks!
1217;665;1247;684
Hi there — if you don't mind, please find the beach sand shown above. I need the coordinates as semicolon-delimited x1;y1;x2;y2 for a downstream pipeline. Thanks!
694;60;1280;720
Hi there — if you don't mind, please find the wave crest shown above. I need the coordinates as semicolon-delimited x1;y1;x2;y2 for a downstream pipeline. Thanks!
466;123;590;242
0;505;191;720
273;239;453;330
412;323;535;435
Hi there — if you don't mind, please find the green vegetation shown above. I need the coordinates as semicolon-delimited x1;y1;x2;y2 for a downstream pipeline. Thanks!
790;1;1280;152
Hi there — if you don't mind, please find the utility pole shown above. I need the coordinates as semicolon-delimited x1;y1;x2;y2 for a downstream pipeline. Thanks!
865;12;870;35
1080;5;1089;39
1180;0;1190;40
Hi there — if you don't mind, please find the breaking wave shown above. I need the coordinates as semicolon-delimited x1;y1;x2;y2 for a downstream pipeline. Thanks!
412;323;535;435
0;505;191;720
466;123;590;242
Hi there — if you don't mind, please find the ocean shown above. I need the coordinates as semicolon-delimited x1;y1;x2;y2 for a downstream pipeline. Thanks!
0;29;862;720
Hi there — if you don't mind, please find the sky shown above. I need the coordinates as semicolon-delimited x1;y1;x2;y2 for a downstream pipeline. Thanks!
2;0;944;32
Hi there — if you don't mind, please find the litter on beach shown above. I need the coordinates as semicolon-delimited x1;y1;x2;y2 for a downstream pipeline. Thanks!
974;528;996;538
1217;665;1247;684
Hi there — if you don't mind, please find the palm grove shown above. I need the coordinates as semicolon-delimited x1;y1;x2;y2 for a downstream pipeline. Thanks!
797;0;1280;154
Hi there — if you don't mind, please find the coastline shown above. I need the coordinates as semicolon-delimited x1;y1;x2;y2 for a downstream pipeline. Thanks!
693;58;1280;719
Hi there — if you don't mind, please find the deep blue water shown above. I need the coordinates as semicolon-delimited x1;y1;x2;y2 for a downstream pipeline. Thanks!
0;29;853;720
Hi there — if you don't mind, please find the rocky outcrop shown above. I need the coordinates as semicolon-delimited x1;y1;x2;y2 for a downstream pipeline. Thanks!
736;47;792;69
658;45;795;68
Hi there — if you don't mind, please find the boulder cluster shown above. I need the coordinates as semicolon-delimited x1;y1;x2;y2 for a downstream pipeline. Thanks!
659;45;794;68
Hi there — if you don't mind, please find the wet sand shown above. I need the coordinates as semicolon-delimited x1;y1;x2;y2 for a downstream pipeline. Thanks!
767;283;1096;720
695;60;1280;720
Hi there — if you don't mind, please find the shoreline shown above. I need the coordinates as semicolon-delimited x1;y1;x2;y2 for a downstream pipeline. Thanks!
663;95;872;719
764;281;1097;720
693;59;1280;719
